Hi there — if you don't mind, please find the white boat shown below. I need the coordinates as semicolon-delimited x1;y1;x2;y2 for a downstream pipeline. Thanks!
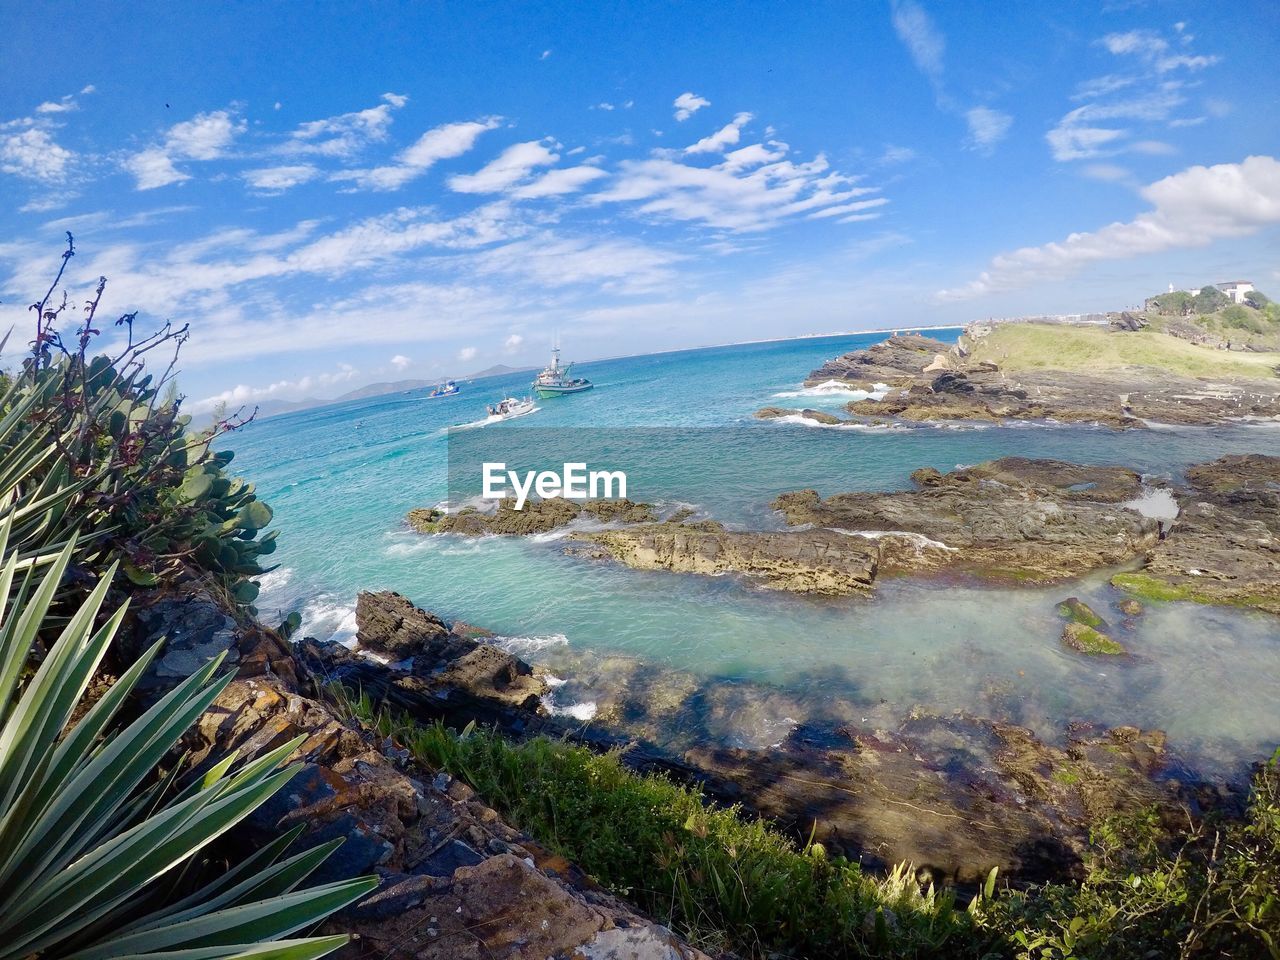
486;396;537;421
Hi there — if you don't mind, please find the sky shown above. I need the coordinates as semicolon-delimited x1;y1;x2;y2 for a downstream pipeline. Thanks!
1;1;1278;412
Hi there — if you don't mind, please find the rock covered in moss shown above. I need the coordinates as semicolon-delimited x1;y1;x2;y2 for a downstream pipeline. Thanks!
1056;597;1106;628
1061;621;1126;656
1117;598;1144;616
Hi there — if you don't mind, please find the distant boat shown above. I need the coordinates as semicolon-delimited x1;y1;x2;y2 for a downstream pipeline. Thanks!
486;396;537;421
532;346;592;398
427;380;460;398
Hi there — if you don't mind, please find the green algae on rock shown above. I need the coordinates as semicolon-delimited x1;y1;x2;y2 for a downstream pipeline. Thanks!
1061;621;1126;656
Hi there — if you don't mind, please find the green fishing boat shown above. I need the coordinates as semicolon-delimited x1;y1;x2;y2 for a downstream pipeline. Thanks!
532;346;593;398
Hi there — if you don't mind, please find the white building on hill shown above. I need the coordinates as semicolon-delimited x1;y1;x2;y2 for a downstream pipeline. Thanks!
1215;280;1254;304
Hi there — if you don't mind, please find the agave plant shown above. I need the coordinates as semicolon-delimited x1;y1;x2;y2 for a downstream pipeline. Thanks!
0;517;375;959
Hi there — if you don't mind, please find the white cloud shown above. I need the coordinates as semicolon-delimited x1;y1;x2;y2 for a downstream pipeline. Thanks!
1101;29;1218;73
458;346;478;361
937;155;1280;300
390;354;411;370
35;93;80;114
1;124;75;182
1046;93;1184;161
191;364;358;413
540;49;552;60
508;165;605;198
126;109;244;189
165;110;240;159
243;164;321;191
332;118;501;191
594;145;881;232
964;107;1012;152
504;334;523;350
686;112;752;154
673;92;711;122
284;93;407;157
889;0;945;91
449;139;558;193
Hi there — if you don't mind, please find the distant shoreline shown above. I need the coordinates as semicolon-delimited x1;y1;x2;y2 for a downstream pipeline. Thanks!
584;324;964;364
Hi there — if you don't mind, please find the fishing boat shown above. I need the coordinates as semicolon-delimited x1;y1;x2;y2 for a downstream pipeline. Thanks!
486;396;537;421
427;380;459;398
532;347;592;398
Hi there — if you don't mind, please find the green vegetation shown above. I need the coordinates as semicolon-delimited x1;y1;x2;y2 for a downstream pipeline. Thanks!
1061;622;1126;656
333;687;1280;959
0;531;374;959
968;322;1280;379
2;235;277;611
0;239;373;959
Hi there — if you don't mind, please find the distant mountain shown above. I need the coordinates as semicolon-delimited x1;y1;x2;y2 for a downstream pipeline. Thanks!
465;363;536;379
253;364;539;419
333;378;433;403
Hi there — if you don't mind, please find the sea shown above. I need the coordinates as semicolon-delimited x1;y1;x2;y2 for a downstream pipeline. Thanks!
232;330;1280;779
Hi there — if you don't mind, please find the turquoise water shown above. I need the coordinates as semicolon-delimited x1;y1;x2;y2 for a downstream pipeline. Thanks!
233;332;1280;778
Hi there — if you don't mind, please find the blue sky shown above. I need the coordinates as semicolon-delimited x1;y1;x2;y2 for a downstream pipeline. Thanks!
2;1;1278;411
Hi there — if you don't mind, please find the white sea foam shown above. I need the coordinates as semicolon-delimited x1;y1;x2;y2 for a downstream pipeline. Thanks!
256;566;294;597
300;596;359;646
494;633;570;655
772;380;890;402
772;414;906;432
546;698;598;721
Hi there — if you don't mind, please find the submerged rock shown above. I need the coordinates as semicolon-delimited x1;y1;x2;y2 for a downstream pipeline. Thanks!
1056;597;1106;628
1117;598;1144;616
1061;621;1126;656
754;406;844;424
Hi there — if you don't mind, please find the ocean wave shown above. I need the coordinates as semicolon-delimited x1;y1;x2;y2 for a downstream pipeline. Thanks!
772;414;907;432
772;380;890;402
494;633;570;655
256;566;294;597
299;595;358;646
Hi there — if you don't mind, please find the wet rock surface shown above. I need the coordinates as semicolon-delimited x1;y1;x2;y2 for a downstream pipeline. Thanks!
568;520;879;595
407;498;656;536
1113;453;1280;613
772;459;1159;584
801;329;1280;428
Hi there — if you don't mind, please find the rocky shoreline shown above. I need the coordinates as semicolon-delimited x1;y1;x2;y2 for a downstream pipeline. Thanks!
405;455;1279;613
762;329;1280;428
297;589;1239;888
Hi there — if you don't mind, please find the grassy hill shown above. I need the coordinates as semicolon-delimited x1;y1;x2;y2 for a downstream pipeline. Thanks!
968;323;1280;380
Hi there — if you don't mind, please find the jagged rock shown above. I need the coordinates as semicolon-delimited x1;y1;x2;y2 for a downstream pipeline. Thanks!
754;406;843;424
128;586;243;702
805;334;954;387
570;520;879;595
773;459;1158;584
408;498;655;537
356;590;450;657
133;579;710;960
